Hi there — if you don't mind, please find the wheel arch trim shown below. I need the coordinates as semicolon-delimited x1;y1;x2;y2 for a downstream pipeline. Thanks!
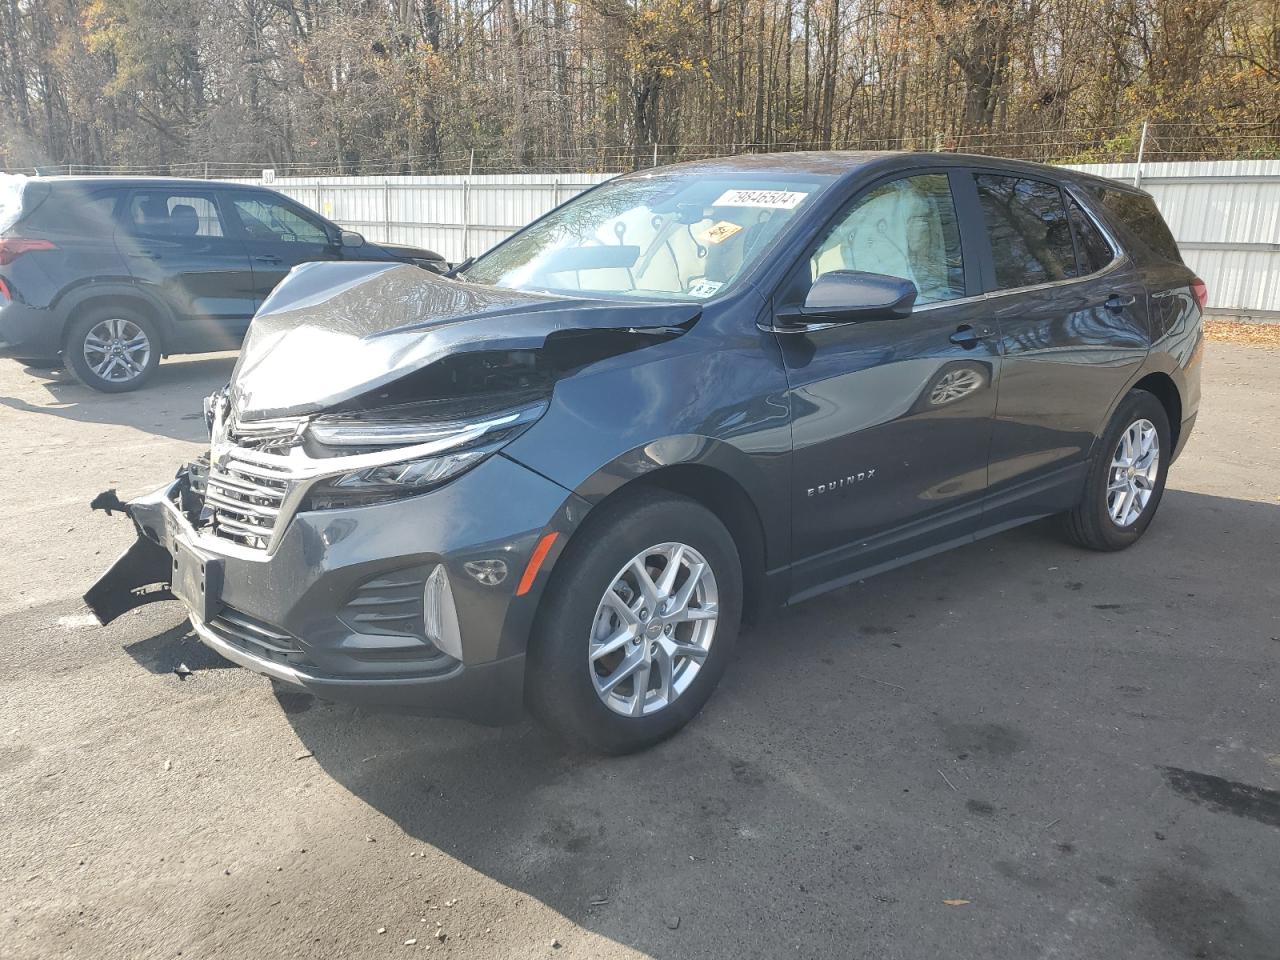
508;436;785;622
1091;359;1186;460
54;282;176;353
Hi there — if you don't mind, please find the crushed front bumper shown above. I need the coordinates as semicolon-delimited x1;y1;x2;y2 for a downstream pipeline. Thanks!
85;453;580;722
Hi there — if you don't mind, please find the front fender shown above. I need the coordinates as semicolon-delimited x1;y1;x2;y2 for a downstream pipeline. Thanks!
502;334;793;573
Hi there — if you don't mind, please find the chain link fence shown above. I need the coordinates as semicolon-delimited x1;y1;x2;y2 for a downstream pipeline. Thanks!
5;122;1278;179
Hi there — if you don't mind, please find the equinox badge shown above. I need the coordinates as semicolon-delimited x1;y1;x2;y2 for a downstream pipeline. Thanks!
808;469;877;497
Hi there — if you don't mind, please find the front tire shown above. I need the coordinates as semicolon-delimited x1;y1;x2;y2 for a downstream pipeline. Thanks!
526;490;742;754
1061;389;1171;551
65;306;160;393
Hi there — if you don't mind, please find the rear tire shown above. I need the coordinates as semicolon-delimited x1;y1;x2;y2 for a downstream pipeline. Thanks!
526;490;742;754
1061;389;1171;551
65;305;160;393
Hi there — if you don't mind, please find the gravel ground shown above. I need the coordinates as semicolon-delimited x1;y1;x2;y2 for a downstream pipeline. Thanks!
1;344;1277;960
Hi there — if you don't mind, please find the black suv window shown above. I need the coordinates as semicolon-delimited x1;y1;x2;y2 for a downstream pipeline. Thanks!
1067;196;1114;275
975;175;1077;290
809;173;965;304
20;186;121;237
1091;188;1182;264
127;191;225;238
229;193;329;244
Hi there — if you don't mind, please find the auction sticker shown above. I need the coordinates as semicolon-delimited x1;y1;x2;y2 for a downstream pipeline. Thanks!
698;220;744;245
713;189;808;209
689;278;724;298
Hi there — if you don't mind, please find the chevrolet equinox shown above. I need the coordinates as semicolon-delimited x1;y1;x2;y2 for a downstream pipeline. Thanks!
87;152;1204;754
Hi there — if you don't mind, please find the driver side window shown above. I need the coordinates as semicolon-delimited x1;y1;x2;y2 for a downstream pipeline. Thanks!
229;194;329;245
810;174;965;304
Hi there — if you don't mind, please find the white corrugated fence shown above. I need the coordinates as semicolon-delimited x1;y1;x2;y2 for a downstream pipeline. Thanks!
255;160;1280;319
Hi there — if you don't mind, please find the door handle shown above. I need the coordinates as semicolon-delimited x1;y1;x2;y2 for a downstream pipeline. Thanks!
129;251;161;260
1104;294;1136;312
254;254;282;265
949;323;994;348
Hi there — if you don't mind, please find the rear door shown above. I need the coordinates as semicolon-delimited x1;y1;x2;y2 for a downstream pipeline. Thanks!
968;171;1150;526
118;188;256;348
774;169;1000;598
221;189;340;301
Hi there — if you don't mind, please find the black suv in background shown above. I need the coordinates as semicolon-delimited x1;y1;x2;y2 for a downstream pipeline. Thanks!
0;176;446;391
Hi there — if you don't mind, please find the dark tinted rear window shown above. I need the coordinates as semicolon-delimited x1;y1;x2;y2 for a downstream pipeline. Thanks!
1067;196;1115;274
975;174;1078;289
1091;188;1181;264
19;185;121;237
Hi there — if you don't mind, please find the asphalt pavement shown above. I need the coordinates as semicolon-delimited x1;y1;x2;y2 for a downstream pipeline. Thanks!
0;344;1276;960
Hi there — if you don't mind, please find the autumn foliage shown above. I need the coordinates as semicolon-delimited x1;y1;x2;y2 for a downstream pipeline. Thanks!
0;0;1276;173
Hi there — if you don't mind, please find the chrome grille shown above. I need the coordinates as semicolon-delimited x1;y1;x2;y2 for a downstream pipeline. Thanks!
206;455;291;550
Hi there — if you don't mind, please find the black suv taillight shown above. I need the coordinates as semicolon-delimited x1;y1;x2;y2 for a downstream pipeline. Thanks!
0;237;57;266
1190;278;1208;312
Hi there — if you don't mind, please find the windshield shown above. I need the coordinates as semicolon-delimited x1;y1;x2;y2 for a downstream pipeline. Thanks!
0;174;28;233
465;172;834;301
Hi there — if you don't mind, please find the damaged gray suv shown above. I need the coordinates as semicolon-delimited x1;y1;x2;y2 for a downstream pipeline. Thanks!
88;152;1203;753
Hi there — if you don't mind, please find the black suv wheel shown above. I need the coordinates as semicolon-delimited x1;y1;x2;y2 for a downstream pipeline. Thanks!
1062;389;1171;551
66;305;160;393
526;490;742;754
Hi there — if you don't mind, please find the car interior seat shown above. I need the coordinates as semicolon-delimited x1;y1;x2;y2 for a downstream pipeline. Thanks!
169;204;200;236
137;196;172;234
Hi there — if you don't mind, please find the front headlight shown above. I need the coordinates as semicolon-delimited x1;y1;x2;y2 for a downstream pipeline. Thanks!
331;445;495;491
304;398;546;508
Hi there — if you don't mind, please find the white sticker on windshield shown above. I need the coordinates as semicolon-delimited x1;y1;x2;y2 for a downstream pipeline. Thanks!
689;278;724;298
712;189;808;209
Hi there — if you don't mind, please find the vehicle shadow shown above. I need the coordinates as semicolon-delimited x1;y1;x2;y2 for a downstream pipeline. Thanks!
269;487;1280;958
0;353;236;442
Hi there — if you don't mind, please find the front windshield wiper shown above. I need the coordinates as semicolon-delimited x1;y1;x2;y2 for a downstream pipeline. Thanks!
443;256;475;279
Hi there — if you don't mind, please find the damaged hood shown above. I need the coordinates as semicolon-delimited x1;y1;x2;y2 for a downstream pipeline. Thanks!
229;262;699;420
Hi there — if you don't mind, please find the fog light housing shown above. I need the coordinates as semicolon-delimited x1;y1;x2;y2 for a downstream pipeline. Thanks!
423;564;463;661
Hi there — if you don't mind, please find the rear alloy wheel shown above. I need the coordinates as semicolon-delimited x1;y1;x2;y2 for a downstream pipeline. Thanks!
1061;389;1171;551
1106;418;1161;528
66;308;160;392
526;490;742;753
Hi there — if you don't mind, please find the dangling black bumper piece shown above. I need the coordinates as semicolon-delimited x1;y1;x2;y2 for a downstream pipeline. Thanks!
83;528;175;625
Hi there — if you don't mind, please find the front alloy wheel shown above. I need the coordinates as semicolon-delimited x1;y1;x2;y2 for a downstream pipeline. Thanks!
590;543;719;717
526;490;742;754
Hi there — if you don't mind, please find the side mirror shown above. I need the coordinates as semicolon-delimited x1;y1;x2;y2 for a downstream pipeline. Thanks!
779;270;917;329
339;230;366;249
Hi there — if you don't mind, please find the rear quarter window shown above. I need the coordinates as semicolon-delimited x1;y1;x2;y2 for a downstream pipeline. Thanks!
18;185;121;238
1091;188;1182;264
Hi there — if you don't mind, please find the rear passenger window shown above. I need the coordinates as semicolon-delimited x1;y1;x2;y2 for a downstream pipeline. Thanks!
127;192;225;238
1067;196;1114;274
1092;188;1182;264
975;175;1077;289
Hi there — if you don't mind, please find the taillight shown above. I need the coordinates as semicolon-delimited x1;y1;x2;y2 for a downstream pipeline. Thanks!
1190;278;1208;312
0;276;10;304
0;237;57;266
